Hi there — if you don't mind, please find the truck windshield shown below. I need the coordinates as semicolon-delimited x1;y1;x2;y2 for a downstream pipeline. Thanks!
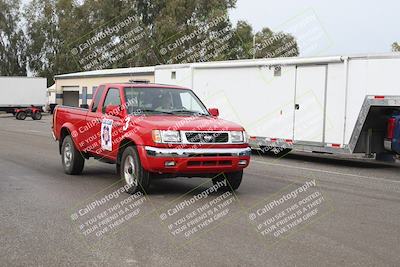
124;87;209;116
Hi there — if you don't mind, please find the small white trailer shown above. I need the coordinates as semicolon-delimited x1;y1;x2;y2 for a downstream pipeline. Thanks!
155;53;400;161
0;77;47;113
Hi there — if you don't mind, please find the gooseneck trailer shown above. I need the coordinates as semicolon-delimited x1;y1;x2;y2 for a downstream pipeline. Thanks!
155;53;400;161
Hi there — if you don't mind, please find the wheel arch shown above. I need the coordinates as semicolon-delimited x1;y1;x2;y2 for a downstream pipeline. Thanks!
59;122;79;154
117;138;136;165
59;127;71;154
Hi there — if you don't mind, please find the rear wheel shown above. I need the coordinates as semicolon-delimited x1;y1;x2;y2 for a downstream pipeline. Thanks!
120;146;150;194
212;170;243;191
32;111;42;120
61;135;85;175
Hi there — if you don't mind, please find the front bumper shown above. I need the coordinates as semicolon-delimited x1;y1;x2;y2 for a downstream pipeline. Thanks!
139;146;251;174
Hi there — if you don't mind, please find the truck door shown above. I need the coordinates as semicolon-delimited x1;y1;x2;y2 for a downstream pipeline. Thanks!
294;65;327;144
83;85;105;155
100;87;125;159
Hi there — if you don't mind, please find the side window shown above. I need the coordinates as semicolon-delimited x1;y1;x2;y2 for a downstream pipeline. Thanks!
91;85;104;112
102;88;121;113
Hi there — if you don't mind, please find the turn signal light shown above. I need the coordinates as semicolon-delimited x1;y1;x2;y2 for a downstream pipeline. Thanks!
238;160;248;166
165;161;176;167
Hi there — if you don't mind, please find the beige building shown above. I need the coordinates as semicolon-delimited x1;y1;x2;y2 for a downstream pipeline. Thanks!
54;66;155;107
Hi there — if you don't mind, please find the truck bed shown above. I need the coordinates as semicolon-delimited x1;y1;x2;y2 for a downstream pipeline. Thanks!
53;106;89;140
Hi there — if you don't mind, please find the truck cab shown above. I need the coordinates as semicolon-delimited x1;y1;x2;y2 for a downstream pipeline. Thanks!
53;83;251;194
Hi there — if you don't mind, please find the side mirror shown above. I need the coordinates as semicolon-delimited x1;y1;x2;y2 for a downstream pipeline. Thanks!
208;108;219;117
80;104;89;109
105;105;124;118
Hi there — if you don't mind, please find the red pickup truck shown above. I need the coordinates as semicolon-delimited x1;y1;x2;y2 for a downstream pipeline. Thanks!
52;83;251;194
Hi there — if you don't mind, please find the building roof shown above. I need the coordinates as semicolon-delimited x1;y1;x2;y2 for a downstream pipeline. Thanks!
55;66;155;79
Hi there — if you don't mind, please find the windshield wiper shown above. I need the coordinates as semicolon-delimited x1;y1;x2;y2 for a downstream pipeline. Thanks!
136;109;174;115
171;110;209;116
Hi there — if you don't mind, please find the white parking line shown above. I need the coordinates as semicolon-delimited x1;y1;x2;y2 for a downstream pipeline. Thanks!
252;160;400;184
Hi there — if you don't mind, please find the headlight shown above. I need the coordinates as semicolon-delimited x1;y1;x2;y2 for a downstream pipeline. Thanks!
230;131;245;143
152;130;181;143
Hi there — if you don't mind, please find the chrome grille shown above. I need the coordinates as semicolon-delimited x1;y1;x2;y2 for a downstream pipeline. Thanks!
185;132;229;143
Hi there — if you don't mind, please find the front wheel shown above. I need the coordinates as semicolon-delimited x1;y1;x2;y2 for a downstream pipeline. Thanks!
213;170;243;191
120;146;150;194
61;135;85;175
18;112;27;120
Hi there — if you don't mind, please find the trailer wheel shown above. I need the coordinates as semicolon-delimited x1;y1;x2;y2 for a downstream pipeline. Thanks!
276;148;292;157
120;146;150;194
213;170;243;191
61;135;85;175
18;111;27;120
32;111;42;120
259;146;291;157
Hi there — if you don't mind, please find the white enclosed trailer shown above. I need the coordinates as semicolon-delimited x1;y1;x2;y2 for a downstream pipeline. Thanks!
155;53;400;160
0;77;47;113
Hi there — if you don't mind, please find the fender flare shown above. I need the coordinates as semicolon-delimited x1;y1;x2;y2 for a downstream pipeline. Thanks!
59;122;80;154
116;131;147;165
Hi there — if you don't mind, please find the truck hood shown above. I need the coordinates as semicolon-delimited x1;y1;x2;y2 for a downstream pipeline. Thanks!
132;115;244;131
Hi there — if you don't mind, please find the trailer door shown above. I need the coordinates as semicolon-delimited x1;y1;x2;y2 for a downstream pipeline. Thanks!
294;65;327;144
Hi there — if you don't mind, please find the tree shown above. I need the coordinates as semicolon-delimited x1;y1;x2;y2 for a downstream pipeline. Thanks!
226;21;299;60
393;42;400;52
24;0;83;86
0;0;27;76
132;0;238;65
253;27;299;59
228;20;254;59
21;0;299;83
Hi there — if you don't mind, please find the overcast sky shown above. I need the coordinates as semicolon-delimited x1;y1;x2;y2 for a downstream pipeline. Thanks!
229;0;399;56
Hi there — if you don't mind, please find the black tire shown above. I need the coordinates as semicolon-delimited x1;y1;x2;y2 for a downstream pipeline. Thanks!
32;111;42;120
212;170;243;191
61;135;85;175
18;112;27;120
116;163;121;176
275;148;292;157
15;112;21;120
259;146;291;157
120;146;150;194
